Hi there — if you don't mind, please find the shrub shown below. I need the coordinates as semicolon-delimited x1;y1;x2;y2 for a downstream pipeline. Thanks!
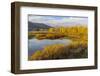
29;42;88;60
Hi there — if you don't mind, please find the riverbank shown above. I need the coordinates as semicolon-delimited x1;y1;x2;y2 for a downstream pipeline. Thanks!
29;41;87;60
28;26;88;60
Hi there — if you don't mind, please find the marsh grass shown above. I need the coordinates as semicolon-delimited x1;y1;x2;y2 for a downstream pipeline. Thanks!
28;26;88;60
29;42;88;60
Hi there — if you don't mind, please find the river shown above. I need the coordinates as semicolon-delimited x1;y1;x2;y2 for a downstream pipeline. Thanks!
28;38;72;56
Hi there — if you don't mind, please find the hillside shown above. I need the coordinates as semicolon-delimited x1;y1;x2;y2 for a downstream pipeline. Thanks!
28;21;52;31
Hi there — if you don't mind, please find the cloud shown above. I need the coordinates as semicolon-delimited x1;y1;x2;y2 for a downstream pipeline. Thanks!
28;15;88;27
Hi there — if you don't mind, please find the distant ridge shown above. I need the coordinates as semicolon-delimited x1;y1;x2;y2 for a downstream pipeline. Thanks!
28;21;51;31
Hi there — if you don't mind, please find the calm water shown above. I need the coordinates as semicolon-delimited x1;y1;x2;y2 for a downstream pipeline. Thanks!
28;38;72;56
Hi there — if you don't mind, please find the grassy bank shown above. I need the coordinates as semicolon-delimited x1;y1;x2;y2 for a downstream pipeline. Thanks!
29;41;87;60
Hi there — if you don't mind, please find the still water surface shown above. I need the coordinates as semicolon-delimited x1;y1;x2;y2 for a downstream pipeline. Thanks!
28;38;72;56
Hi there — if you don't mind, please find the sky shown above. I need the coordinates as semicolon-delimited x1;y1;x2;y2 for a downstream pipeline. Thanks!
28;15;88;27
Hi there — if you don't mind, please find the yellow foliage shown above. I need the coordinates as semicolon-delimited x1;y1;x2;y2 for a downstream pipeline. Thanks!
29;42;88;60
29;25;88;42
28;25;88;60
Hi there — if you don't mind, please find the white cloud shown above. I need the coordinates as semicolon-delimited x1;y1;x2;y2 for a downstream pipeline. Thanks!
28;15;88;27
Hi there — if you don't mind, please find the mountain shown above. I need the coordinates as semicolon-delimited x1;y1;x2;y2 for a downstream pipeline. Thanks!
28;21;51;31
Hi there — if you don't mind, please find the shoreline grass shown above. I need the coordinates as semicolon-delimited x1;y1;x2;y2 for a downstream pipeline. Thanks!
29;42;88;60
